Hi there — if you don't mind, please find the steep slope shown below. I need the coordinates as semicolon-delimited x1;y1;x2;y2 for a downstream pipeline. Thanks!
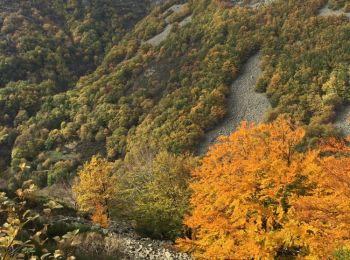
2;0;350;258
317;4;350;135
0;0;155;180
319;4;350;18
198;53;270;154
146;3;192;46
2;0;350;190
0;0;152;86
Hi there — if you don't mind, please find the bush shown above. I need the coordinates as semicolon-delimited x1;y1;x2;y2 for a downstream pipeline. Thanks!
118;148;196;240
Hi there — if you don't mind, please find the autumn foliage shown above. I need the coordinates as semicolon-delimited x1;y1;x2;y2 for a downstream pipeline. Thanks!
91;203;109;228
177;118;350;259
73;156;117;227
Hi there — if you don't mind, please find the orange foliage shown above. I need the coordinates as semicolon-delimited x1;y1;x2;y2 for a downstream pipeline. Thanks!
91;203;109;228
177;118;350;259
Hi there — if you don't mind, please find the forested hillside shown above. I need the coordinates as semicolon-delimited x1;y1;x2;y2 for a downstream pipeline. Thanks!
2;0;350;258
0;0;154;184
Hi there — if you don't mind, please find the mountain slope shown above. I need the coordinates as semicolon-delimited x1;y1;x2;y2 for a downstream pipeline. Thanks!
2;0;350;258
0;0;155;180
4;0;350;187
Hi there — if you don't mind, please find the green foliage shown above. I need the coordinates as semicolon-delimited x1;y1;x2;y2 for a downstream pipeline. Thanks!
114;147;196;240
260;0;350;136
333;247;350;260
0;181;79;259
47;221;91;238
47;160;76;186
0;0;153;184
1;0;350;249
328;0;346;9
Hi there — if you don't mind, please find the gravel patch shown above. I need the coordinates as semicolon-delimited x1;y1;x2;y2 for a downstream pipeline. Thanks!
57;217;192;259
105;221;192;259
198;53;271;154
179;15;192;26
146;24;173;46
165;4;187;23
232;0;275;8
335;106;350;136
146;3;192;46
115;235;191;260
167;4;186;14
318;5;350;19
145;14;192;46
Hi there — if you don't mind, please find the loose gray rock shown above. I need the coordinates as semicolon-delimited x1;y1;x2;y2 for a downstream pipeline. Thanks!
198;52;271;154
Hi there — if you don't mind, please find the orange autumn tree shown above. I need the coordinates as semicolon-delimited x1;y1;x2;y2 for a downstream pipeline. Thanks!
91;203;109;228
177;118;350;259
73;155;117;227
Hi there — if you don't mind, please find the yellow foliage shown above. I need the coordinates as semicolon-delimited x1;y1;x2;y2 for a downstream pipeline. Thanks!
73;155;117;219
177;118;350;259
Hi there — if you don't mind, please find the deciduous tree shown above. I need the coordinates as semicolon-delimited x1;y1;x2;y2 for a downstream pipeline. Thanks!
177;118;350;258
73;155;117;224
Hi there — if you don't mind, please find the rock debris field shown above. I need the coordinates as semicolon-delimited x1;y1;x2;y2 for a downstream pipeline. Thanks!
55;217;192;260
335;106;350;136
104;221;192;259
146;4;192;46
318;5;350;19
198;53;271;154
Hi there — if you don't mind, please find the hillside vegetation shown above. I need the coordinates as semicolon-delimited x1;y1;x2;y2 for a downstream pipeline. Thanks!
2;0;350;258
2;0;349;184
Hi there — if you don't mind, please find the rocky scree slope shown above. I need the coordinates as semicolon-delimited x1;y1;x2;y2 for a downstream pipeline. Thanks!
198;53;271;154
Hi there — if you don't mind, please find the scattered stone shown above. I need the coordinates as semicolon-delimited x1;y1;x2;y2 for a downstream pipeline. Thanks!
145;3;192;46
335;106;350;136
318;4;350;19
198;52;271;154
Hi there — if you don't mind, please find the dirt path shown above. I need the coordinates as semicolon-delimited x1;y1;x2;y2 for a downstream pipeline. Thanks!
198;53;271;154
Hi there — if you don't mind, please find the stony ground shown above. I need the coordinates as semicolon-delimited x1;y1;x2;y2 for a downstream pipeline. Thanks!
318;4;350;18
198;53;271;154
232;0;275;8
146;24;173;46
335;106;350;136
53;216;192;259
146;3;192;46
107;222;190;260
113;235;191;260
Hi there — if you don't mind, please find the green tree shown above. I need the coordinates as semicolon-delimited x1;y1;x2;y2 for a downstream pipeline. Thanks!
120;147;196;239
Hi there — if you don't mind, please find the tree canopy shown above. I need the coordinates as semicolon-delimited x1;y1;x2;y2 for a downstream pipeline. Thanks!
178;118;350;258
73;155;117;225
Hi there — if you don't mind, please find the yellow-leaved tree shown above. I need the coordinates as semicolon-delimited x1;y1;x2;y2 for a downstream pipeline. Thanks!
73;155;117;226
177;118;350;259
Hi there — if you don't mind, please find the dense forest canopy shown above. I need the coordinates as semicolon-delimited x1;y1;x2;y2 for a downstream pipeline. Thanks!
5;0;348;187
2;0;350;258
